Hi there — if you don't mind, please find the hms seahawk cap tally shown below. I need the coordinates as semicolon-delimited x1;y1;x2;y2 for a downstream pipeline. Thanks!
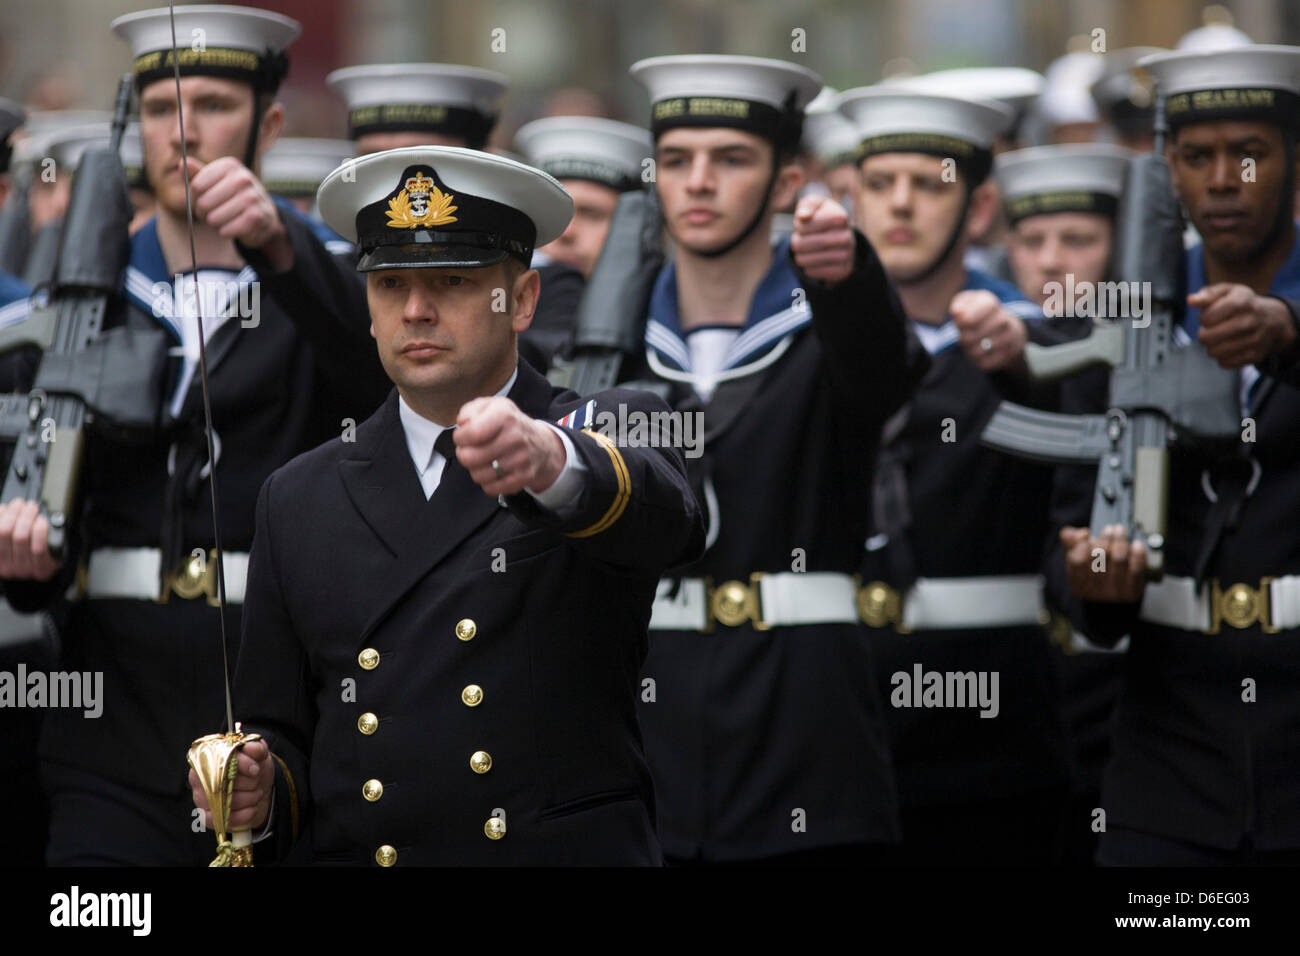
836;87;1014;184
317;146;572;272
629;54;822;150
111;4;300;92
1138;45;1300;131
514;116;651;193
326;64;508;148
995;143;1133;224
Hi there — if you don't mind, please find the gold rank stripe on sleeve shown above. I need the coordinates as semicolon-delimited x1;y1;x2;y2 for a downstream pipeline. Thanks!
565;429;631;538
271;752;300;844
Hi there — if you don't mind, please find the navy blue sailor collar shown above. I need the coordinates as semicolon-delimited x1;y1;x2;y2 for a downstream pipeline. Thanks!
645;236;812;376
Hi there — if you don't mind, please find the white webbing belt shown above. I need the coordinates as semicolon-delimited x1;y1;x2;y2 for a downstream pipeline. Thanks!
902;575;1046;630
649;572;1046;631
81;547;250;604
1140;574;1300;633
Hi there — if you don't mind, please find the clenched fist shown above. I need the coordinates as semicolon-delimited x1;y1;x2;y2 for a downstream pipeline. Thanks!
0;499;61;581
1060;524;1147;604
1190;283;1298;369
186;156;293;271
790;194;855;285
453;396;566;497
951;289;1029;373
189;739;274;832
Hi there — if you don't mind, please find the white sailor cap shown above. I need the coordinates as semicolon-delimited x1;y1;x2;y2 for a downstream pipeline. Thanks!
802;87;861;167
837;87;1014;182
1177;6;1252;52
261;138;357;199
995;143;1133;223
1139;45;1300;129
317;146;572;272
326;64;508;147
1035;49;1105;128
118;122;148;190
629;54;822;149
884;68;1044;135
13;119;112;172
514;116;651;192
1090;47;1165;135
111;5;299;92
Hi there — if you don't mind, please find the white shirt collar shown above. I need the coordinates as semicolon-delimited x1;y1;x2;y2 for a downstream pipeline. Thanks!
398;365;520;476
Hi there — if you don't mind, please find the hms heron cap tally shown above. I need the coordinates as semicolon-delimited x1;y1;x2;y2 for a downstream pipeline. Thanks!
261;138;358;199
629;54;822;148
995;143;1133;224
316;145;572;272
111;5;300;92
1138;45;1300;129
837;87;1013;182
326;63;508;145
514;116;652;192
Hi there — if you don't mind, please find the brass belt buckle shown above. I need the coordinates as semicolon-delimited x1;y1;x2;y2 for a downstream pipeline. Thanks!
168;549;220;607
707;572;769;630
1208;577;1276;634
856;578;909;633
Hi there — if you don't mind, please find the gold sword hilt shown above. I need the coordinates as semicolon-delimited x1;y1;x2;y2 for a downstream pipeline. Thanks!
187;725;263;867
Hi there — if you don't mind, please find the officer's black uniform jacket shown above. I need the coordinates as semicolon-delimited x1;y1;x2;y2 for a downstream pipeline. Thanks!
238;361;705;866
2;207;392;798
864;280;1077;811
630;233;928;860
1051;288;1300;850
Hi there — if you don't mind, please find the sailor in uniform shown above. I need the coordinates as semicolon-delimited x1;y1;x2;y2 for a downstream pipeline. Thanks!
192;145;705;865
625;55;927;864
1062;44;1300;864
0;3;386;865
996;141;1133;865
839;85;1074;864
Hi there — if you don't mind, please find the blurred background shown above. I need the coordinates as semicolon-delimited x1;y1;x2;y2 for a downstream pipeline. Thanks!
2;0;1299;147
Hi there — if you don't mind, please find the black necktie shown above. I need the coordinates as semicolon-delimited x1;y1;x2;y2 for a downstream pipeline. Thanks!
432;427;475;501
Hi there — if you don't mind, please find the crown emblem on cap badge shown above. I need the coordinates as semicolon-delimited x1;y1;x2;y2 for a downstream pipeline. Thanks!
386;170;459;229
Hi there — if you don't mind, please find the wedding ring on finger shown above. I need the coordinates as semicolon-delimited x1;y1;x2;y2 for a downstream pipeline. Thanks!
491;459;504;479
980;336;994;354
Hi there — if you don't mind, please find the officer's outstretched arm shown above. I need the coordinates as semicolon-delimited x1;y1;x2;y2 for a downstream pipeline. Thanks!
497;390;706;572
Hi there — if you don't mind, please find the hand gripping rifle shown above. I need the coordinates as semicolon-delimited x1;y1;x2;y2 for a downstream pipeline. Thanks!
0;75;169;561
548;183;664;396
978;93;1240;578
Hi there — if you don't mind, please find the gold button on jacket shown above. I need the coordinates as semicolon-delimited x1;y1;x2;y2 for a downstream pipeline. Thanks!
484;817;507;840
362;779;384;802
375;844;397;866
455;618;476;641
469;750;493;774
358;647;380;670
357;712;378;735
461;684;483;707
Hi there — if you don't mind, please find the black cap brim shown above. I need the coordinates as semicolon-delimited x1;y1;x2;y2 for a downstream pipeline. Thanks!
357;243;511;272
